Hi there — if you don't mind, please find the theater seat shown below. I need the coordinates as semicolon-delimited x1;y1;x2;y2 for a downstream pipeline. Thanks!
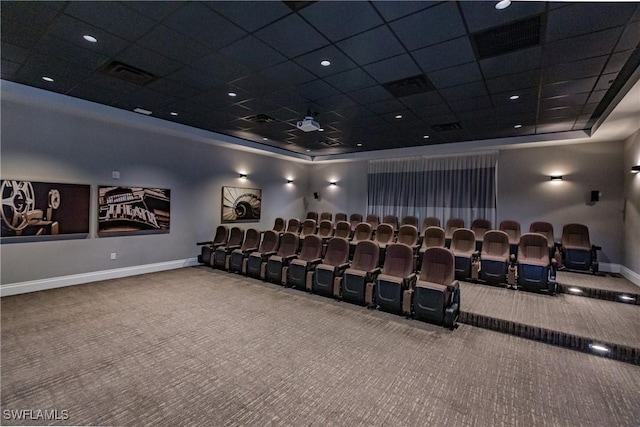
479;230;510;284
349;213;363;232
350;222;372;256
313;237;350;297
299;219;317;241
518;233;556;294
320;212;332;222
396;224;419;269
471;219;492;251
418;226;445;270
366;214;380;231
286;218;301;234
499;220;521;257
382;214;399;231
530;221;556;260
287;235;323;290
561;223;594;272
198;225;228;266
213;227;244;269
444;218;464;247
245;231;280;278
341;240;380;306
373;223;394;263
265;232;299;284
229;228;261;273
335;212;347;223
450;228;476;281
421;217;441;234
306;211;318;222
401;215;419;229
410;247;460;327
317;219;334;242
272;217;285;233
334;220;351;239
375;243;417;313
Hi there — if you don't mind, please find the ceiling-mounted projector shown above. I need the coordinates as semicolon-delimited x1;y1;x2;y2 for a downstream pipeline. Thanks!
296;111;320;132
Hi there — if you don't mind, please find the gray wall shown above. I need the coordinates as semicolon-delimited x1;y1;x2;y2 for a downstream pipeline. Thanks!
1;96;310;284
623;129;640;275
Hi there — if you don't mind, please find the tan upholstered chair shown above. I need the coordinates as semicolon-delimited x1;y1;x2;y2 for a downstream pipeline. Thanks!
471;219;492;250
288;235;323;289
444;218;464;247
198;224;228;266
479;230;510;284
213;227;244;268
334;220;351;239
375;243;417;313
246;230;280;278
265;232;299;284
342;240;381;306
450;228;476;280
229;228;261;273
313;237;350;297
561;223;594;272
518;233;556;293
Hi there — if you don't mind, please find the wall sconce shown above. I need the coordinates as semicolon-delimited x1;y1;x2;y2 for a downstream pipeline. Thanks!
549;175;563;181
287;179;294;184
632;165;640;174
239;173;247;179
330;181;337;186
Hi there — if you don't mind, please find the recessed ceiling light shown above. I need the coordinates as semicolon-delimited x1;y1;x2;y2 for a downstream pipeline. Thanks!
356;143;362;147
509;95;520;100
133;107;152;115
318;128;324;132
495;0;511;10
619;295;636;302
395;114;403;119
263;137;268;140
83;35;97;43
320;60;331;67
41;76;54;82
306;149;311;152
170;112;178;116
423;135;430;139
228;92;237;97
514;124;522;129
588;343;610;353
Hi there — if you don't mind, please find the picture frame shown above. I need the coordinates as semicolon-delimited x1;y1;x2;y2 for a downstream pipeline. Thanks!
221;186;262;223
98;186;170;235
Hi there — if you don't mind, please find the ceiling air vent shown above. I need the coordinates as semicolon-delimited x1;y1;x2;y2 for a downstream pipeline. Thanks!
473;15;542;59
101;61;156;86
383;74;435;98
431;122;463;132
319;139;341;147
250;114;277;123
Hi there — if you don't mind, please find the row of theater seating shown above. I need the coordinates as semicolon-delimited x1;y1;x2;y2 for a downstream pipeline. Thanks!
198;230;460;328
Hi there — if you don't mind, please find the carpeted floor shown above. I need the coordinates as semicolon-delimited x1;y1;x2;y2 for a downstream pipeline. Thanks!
2;267;639;426
557;270;640;294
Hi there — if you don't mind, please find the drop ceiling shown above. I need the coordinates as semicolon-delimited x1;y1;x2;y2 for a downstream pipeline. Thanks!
2;1;639;156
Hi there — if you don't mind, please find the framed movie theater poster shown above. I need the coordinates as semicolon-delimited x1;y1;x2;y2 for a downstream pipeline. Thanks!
221;186;262;223
98;186;170;235
1;179;90;239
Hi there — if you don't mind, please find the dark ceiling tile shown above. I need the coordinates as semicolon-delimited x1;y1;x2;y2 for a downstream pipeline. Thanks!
261;61;317;86
300;2;383;42
480;46;542;78
536;122;575;133
543;27;624;66
427;61;483;89
16;54;93;91
587;90;607;105
541;77;597;98
494;102;537;118
1;59;20;79
163;2;246;51
540;106;583;121
122;1;183;22
65;1;156;41
137;26;211;65
616;21;640;52
372;1;437;22
485;69;540;94
399;91;445;109
294;45;357;77
546;3;636;42
604;50;635;74
296;79;340;101
542;56;608;84
459;0;545;33
255;13;328;58
190;52;251;83
439;81;488;102
593;73;619;92
347;85;394;105
168;99;211;115
219;35;287;71
390;2;466;51
116;45;184;77
1;42;29;64
206;1;291;33
168;67;224;91
86;72;145;95
262;88;309;109
314;94;359;111
413;103;454;119
337;26;405;66
230;74;283;97
447;96;493;113
367;98;406;115
46;15;130;57
145;78;201;100
67;82;125;106
1;1;59;31
33;35;109;71
335;105;376;121
490;87;538;106
324;68;377;92
363;54;422;84
541;93;590;110
412;37;476;73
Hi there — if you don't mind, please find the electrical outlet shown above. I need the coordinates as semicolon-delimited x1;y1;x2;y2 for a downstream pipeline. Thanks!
110;252;117;260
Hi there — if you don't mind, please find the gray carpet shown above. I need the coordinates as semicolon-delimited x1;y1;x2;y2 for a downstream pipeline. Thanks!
2;267;640;426
557;271;639;294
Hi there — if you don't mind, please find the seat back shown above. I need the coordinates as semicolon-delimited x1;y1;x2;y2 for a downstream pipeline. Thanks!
298;235;322;261
334;221;351;239
286;218;300;234
419;247;454;285
381;243;414;278
374;223;394;245
519;233;550;265
421;226;445;249
481;230;510;259
351;240;380;271
450;228;476;255
396;224;418;247
213;225;229;245
366;214;380;230
562;223;590;249
323;237;350;267
335;212;347;223
320;212;332;222
421;217;441;233
445;218;464;239
382;214;399;230
471;219;492;242
241;228;261;251
258;230;279;253
300;219;317;238
227;227;245;247
276;232;299;257
352;222;372;243
317;220;334;239
401;216;419;229
530;221;554;248
349;213;363;230
306;211;318;221
272;217;285;233
499;220;521;245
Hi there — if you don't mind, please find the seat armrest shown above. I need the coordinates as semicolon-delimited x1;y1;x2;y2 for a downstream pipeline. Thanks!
196;240;213;246
309;258;323;266
244;246;260;254
336;262;350;270
226;244;242;250
283;254;298;263
446;280;460;293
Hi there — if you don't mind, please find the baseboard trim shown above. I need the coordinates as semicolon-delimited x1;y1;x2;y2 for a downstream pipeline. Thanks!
620;265;640;288
0;258;199;297
598;262;620;273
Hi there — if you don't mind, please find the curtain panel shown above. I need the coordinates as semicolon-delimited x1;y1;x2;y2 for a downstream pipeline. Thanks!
367;152;498;228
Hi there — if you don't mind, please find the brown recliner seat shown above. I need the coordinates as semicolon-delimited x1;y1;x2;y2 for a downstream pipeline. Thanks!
396;224;419;270
213;226;244;269
382;214;399;231
471;219;492;251
518;233;556;294
313;237;350;297
317;220;334;241
561;223;594;272
401;215;419;229
334;220;351;239
410;247;460;327
373;223;394;250
366;213;380;231
444;218;464;247
299;219;317;240
320;212;333;222
418;226;445;270
450;228;476;280
334;212;347;223
479;230;510;284
229;228;262;273
246;230;280;277
286;218;301;234
198;224;228;266
499;220;521;257
350;222;372;251
530;221;555;259
375;243;417;313
287;235;323;289
272;217;285;233
306;211;318;222
349;213;363;232
265;232;299;284
341;240;381;306
421;217;441;234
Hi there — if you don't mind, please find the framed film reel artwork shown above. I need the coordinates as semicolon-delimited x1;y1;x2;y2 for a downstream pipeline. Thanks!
221;186;262;223
98;186;171;235
1;179;90;239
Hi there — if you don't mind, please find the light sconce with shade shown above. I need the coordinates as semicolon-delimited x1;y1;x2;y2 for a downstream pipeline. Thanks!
550;175;563;181
329;181;337;186
287;179;294;184
632;165;640;174
239;173;247;179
